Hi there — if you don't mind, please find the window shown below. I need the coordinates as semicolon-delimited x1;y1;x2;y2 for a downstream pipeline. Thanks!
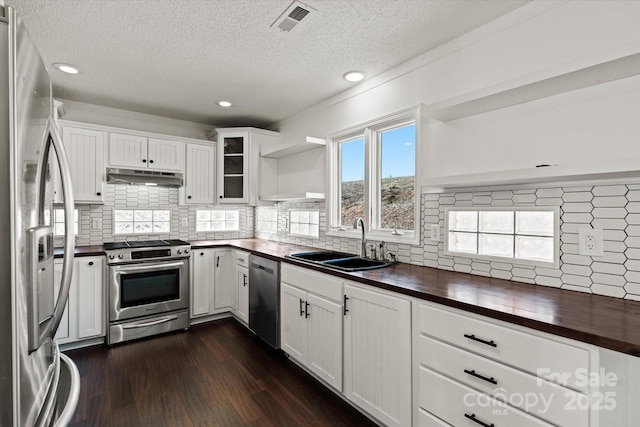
328;106;420;244
289;209;320;238
256;207;278;233
114;209;171;235
196;209;239;232
444;207;559;267
45;208;79;236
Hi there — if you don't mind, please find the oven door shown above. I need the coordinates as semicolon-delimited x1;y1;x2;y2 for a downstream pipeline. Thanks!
109;258;189;322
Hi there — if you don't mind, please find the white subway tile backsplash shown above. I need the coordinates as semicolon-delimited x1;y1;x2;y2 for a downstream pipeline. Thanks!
251;180;640;300
592;185;628;196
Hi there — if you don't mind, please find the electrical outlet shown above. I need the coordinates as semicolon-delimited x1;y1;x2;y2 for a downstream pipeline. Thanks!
90;218;102;231
579;228;603;256
430;224;440;242
180;217;189;227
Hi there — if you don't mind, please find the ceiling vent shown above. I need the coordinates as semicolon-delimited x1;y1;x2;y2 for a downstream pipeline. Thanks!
271;1;313;32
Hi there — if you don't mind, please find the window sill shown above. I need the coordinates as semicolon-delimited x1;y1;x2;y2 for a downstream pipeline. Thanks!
326;228;419;246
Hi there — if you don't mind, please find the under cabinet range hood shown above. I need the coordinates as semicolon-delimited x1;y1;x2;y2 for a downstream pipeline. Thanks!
106;167;184;187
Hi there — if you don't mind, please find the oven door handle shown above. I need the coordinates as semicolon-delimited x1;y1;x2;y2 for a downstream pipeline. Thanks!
112;261;186;273
120;315;179;329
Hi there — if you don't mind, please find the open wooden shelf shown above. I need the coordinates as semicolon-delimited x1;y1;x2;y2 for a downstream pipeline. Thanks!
261;136;325;159
422;158;640;193
260;192;325;202
424;52;640;122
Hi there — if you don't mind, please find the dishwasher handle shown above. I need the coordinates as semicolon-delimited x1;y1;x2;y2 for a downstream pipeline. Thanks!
251;262;274;275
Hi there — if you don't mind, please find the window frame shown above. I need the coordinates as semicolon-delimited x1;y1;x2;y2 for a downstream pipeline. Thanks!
195;209;240;232
443;206;560;268
327;106;421;245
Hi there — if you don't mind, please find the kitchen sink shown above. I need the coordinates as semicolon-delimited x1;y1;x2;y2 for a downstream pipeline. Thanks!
287;251;393;271
322;257;391;271
287;251;356;262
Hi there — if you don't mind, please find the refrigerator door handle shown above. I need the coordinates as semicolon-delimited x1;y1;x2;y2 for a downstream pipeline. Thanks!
28;117;75;352
46;116;75;341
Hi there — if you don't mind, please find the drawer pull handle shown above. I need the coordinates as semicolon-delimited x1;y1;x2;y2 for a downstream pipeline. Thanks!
464;369;498;385
464;333;497;348
464;413;494;427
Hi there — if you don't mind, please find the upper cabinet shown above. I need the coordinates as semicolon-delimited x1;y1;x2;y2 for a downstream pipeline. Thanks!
60;126;106;204
215;127;279;205
109;132;185;172
184;143;216;205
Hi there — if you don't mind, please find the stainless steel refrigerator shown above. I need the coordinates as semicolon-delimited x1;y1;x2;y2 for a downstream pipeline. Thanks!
0;5;80;426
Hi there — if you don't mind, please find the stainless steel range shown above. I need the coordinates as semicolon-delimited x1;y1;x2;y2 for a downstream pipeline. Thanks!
104;239;191;345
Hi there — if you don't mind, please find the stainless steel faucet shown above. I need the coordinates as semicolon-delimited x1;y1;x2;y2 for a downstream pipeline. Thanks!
354;217;367;258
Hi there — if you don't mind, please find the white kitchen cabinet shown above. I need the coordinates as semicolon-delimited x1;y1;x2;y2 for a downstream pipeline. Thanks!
190;249;215;317
233;251;249;324
53;256;105;345
343;282;411;427
281;265;344;391
415;301;598;427
184;143;216;205
109;132;185;172
215;127;278;205
191;248;235;319
213;249;236;310
60;126;106;204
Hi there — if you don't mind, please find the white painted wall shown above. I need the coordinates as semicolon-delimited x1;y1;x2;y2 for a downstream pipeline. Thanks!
273;0;640;194
57;99;215;140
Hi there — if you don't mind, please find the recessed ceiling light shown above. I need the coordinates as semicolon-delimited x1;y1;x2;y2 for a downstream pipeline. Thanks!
217;100;233;108
52;63;79;75
343;71;364;82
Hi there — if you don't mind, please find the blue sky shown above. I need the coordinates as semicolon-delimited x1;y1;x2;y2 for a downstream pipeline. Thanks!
341;124;415;182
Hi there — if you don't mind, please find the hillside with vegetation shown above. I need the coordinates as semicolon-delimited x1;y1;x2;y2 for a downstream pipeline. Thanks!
341;176;414;230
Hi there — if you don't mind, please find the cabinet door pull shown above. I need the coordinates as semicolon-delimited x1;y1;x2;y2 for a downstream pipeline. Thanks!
304;301;310;318
216;256;220;267
142;159;147;163
88;261;93;266
299;299;305;317
200;252;204;256
96;192;101;196
243;274;247;286
149;159;154;164
343;295;349;315
464;413;494;427
464;369;498;385
187;195;192;199
464;333;497;348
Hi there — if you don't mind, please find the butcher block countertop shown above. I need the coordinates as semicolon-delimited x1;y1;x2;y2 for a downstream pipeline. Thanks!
60;238;640;356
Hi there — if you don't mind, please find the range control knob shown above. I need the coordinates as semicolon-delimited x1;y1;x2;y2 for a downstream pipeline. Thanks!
109;254;115;260
177;249;182;254
184;248;190;254
118;254;124;259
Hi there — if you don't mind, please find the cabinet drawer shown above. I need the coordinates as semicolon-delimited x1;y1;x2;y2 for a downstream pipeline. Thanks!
236;251;249;268
420;366;553;427
418;408;451;427
419;303;590;391
282;264;342;302
420;335;588;426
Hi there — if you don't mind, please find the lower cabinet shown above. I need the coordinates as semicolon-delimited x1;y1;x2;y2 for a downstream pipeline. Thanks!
191;248;235;319
53;256;105;344
415;301;598;427
234;251;249;324
343;282;412;427
281;265;343;391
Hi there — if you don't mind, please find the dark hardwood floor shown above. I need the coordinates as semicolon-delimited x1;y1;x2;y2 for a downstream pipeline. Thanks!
65;318;377;427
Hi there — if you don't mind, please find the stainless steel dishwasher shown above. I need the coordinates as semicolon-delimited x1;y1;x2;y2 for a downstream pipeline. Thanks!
248;255;280;349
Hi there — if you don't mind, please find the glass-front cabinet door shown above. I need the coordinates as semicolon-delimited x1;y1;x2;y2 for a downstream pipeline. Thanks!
217;131;249;204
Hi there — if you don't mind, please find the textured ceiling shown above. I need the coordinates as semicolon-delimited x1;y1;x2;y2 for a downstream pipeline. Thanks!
7;0;528;128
